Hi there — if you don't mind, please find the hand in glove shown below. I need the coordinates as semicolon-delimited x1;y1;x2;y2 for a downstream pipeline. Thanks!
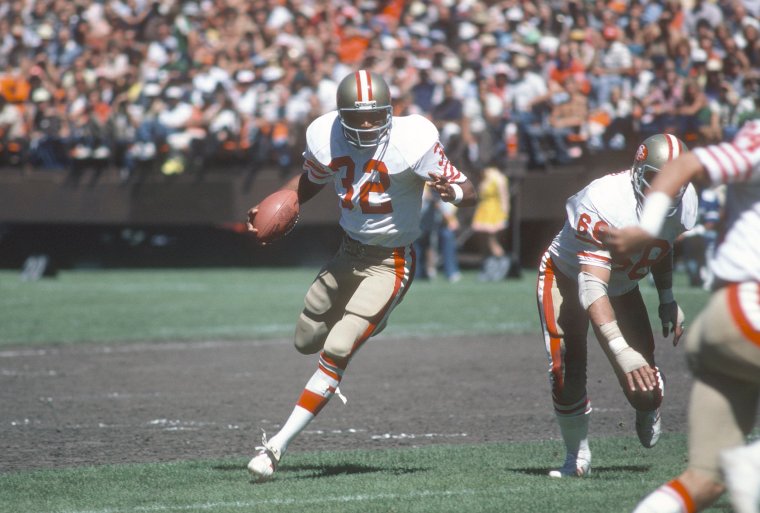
658;301;685;346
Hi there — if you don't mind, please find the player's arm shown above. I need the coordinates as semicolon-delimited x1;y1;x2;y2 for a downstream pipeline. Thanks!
427;172;478;207
580;264;656;393
283;171;325;204
246;171;325;235
651;251;685;346
605;153;707;254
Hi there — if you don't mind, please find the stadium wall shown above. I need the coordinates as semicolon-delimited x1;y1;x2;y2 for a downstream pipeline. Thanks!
0;152;630;271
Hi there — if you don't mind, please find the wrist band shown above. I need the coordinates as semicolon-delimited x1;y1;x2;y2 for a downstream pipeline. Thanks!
639;191;671;237
450;183;464;204
658;288;674;304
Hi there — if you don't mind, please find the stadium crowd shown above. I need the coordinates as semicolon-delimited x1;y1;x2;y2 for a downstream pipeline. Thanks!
0;0;758;180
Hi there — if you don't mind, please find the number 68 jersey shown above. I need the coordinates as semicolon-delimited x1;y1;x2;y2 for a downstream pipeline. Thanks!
548;170;698;296
302;111;467;248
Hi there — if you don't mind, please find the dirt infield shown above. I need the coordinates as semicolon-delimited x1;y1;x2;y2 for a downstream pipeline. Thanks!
0;333;693;473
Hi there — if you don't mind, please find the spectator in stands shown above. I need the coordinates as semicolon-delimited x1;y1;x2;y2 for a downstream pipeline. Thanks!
0;92;26;166
636;60;681;139
546;76;588;165
677;78;719;144
431;80;467;167
157;85;198;175
0;0;756;184
507;53;549;170
590;25;633;109
26;88;68;170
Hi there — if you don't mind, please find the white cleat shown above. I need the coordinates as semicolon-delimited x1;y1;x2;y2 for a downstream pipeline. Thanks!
636;409;661;449
247;433;281;483
548;456;591;478
721;444;760;513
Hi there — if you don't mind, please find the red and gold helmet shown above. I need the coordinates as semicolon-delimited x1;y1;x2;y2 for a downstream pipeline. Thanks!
631;134;688;216
336;70;392;148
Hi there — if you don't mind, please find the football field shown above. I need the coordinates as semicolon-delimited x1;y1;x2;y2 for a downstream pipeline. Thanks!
0;268;737;512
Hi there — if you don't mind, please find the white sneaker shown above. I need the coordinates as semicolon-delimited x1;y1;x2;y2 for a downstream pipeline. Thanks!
548;455;591;478
636;409;661;448
721;444;760;513
247;433;281;482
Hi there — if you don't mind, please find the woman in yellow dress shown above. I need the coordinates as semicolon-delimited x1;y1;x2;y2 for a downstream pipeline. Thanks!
471;167;510;281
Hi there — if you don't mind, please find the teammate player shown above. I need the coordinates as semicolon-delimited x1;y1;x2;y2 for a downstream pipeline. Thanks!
536;134;698;477
605;120;760;513
244;70;477;481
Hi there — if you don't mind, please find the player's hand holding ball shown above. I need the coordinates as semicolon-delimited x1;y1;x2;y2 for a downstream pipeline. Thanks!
246;189;300;245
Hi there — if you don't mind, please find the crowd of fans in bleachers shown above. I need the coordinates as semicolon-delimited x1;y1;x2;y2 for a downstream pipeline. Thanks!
0;0;758;182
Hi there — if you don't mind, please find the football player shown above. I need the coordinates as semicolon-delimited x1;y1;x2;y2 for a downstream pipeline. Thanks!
536;134;698;477
606;120;760;513
245;70;477;481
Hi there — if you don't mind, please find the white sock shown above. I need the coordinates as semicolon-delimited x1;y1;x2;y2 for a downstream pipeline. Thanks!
268;405;314;455
555;399;592;463
633;481;693;513
268;361;340;455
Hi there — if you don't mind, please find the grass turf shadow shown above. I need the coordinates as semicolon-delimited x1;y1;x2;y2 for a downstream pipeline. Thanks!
508;464;652;476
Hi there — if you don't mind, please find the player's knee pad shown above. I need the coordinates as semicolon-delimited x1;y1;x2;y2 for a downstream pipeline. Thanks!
323;314;371;360
294;312;329;354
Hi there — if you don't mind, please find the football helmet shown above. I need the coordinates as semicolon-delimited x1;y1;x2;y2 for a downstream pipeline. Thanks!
336;70;392;148
631;133;688;216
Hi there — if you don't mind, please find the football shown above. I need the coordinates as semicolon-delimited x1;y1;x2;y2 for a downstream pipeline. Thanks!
252;189;300;243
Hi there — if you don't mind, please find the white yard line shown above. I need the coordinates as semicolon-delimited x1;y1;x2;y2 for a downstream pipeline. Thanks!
53;488;496;513
0;339;288;359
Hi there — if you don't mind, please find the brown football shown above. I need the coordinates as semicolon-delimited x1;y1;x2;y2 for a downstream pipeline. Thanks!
253;189;300;243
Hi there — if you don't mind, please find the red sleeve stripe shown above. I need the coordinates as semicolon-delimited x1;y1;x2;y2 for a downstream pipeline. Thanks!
578;251;611;263
702;146;729;183
305;160;331;178
718;143;744;179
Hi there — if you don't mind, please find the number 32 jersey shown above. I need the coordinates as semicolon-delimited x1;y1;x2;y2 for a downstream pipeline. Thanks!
548;170;698;296
302;112;468;248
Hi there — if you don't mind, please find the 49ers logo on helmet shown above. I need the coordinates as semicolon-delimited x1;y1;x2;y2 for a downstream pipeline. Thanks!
635;144;648;162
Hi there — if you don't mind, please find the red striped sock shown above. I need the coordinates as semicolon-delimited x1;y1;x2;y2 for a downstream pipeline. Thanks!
296;352;346;415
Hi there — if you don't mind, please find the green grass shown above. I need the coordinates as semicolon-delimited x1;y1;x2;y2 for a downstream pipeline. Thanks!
0;435;733;513
0;268;709;346
0;268;720;512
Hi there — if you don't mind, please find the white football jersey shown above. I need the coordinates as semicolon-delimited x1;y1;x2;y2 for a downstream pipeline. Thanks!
303;111;467;247
694;120;760;283
549;169;698;296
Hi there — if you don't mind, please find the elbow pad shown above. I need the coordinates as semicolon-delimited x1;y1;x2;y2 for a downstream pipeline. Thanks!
578;271;608;310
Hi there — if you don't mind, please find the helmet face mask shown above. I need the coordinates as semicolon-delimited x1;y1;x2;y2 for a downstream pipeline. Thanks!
336;70;392;148
631;134;689;217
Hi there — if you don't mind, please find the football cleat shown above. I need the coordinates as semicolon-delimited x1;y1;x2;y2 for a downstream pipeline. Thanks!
548;455;591;478
247;433;281;483
720;443;760;513
636;408;662;448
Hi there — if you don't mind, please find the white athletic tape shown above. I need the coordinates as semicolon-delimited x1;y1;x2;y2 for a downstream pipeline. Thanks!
578;271;608;310
450;183;464;204
639;191;672;237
